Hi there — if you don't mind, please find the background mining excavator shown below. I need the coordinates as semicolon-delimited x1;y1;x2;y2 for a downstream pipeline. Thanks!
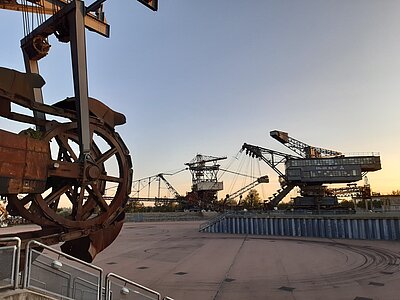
242;130;381;210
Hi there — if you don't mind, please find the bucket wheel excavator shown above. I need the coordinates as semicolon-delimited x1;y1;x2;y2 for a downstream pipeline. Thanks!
0;0;157;262
242;130;381;210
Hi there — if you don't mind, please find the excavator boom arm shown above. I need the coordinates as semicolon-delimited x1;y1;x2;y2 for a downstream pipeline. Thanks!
270;130;341;158
241;143;296;178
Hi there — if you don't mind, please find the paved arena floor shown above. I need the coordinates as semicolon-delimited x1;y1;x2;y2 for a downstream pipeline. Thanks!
1;221;400;299
92;221;400;300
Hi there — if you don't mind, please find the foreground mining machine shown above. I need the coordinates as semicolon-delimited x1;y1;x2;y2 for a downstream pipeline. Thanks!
0;0;157;262
242;130;381;210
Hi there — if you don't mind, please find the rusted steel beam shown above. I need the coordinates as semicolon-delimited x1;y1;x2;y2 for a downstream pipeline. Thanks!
0;0;109;37
0;91;105;128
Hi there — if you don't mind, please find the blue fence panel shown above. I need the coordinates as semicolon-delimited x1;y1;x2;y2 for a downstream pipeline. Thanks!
200;214;400;241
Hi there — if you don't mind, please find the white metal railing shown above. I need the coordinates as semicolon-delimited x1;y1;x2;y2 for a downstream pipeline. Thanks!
0;237;175;299
344;152;380;157
0;237;21;290
105;272;162;300
24;240;103;300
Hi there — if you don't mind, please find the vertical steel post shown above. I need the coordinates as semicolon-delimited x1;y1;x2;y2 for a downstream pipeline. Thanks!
22;50;46;124
69;0;91;157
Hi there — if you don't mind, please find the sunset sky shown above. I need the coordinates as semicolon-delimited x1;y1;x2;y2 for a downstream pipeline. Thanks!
1;0;399;200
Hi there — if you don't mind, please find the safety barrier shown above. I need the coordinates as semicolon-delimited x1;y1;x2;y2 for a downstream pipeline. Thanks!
0;237;21;290
200;213;400;240
105;273;161;300
126;211;217;223
0;238;174;299
24;240;103;300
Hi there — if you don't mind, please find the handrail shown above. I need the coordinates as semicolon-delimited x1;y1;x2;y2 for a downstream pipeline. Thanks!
105;272;161;300
24;239;103;299
1;237;174;299
0;237;21;289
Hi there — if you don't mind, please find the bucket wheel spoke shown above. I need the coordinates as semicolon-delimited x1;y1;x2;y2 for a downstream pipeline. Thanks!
6;194;57;227
44;184;71;206
96;147;118;165
72;186;85;221
99;174;124;183
55;134;78;162
86;184;110;212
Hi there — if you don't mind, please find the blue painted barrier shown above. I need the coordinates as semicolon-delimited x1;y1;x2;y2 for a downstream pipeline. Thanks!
199;213;400;240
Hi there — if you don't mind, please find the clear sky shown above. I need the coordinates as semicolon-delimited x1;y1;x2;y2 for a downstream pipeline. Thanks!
1;0;399;200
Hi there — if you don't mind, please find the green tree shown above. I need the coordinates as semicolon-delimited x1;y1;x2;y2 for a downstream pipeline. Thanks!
154;198;178;212
125;201;145;213
356;199;367;209
219;195;238;209
339;199;355;209
243;189;261;209
391;190;400;195
224;197;237;207
277;200;293;210
372;200;382;208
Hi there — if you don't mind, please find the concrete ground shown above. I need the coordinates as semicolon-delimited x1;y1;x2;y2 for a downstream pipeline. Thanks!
93;221;400;300
1;222;400;300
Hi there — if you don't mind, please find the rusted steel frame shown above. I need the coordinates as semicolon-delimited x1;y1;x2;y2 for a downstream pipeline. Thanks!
2;111;47;127
35;0;110;38
47;160;81;178
0;120;129;232
34;123;131;229
18;1;103;157
0;119;130;231
60;219;124;262
0;0;109;37
20;2;75;49
0;89;74;119
0;90;104;127
0;129;49;195
0;2;54;15
7;195;59;227
69;0;91;156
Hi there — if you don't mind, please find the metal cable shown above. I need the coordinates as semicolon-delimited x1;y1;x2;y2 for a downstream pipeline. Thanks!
21;0;28;36
257;160;266;198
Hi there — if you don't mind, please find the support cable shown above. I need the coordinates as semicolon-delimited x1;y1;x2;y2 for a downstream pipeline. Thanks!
217;149;242;181
219;168;256;179
257;160;266;199
241;156;251;196
228;152;247;195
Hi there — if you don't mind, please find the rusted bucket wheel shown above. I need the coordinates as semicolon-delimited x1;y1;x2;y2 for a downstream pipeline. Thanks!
9;121;132;230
